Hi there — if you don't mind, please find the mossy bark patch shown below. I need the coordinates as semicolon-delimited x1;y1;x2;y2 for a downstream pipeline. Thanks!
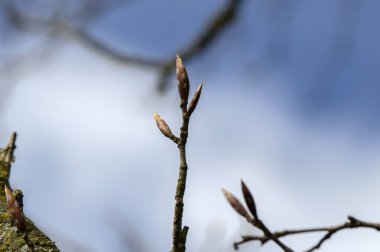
0;209;60;252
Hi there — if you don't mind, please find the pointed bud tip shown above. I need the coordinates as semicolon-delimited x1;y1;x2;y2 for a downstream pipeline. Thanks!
221;188;232;199
241;179;258;218
187;82;203;115
153;112;173;139
198;83;204;93
176;54;182;62
176;54;183;70
222;187;251;219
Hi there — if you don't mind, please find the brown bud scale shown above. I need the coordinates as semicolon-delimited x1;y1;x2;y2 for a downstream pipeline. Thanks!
241;180;258;219
176;55;190;102
153;112;174;139
222;188;250;220
188;83;203;115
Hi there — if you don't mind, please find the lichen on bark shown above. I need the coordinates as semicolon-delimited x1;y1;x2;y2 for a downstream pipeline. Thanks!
0;133;60;252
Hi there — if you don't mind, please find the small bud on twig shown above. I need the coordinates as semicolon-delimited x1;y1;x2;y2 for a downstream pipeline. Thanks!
222;188;251;220
4;185;26;232
176;54;190;103
188;83;203;116
153;112;174;139
241;180;258;219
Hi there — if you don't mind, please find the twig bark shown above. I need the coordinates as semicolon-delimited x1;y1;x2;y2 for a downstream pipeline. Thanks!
248;219;293;252
153;55;203;252
172;97;190;252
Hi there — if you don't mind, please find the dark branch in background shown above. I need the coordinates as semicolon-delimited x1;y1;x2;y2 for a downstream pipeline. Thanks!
2;0;244;92
153;55;203;252
156;0;244;92
224;180;380;252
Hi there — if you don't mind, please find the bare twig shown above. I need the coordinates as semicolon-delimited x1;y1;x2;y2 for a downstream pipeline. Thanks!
153;55;204;252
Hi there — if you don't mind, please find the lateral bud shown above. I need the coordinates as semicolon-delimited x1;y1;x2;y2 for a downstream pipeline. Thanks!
153;112;174;139
241;180;258;219
222;188;251;220
188;82;203;116
4;185;26;232
176;54;190;103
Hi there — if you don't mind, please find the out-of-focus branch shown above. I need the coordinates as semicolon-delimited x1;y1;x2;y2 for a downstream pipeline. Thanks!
157;0;244;92
3;0;245;92
3;0;162;68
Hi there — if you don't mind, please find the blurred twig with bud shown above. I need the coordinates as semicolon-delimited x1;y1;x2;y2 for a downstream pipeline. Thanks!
153;55;204;252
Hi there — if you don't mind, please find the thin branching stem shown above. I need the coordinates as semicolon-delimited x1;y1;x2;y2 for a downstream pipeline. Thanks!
234;216;380;252
154;56;203;252
248;218;294;252
172;101;190;252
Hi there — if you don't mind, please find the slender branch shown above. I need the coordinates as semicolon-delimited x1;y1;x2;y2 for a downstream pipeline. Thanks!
172;102;190;252
234;216;380;252
153;56;203;252
171;56;192;252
